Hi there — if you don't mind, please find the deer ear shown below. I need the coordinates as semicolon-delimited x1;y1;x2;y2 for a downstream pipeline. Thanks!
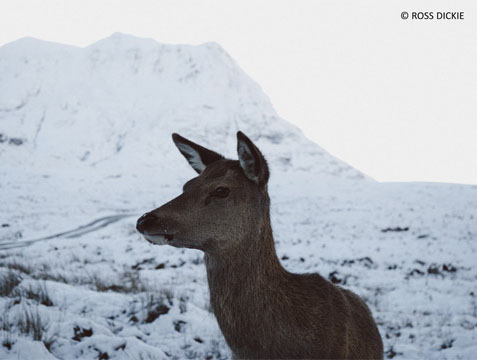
237;131;269;186
172;133;224;174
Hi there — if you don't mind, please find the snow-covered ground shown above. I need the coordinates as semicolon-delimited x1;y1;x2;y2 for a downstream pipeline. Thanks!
1;34;476;359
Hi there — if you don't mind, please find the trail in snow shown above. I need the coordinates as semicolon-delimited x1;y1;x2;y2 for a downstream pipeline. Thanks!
0;214;135;250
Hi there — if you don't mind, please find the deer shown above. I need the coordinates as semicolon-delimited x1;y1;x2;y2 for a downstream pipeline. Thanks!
136;131;383;359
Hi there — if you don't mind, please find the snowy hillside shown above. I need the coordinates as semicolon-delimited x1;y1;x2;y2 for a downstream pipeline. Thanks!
0;32;365;242
1;34;476;360
0;33;362;177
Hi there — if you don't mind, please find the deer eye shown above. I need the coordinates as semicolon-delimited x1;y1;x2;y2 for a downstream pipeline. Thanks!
211;187;230;198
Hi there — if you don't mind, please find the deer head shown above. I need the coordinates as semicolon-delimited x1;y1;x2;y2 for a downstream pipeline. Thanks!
136;131;270;254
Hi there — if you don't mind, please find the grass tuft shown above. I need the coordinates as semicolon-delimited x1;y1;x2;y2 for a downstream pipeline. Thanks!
86;269;149;294
17;306;49;341
21;282;54;307
143;293;170;323
0;270;22;297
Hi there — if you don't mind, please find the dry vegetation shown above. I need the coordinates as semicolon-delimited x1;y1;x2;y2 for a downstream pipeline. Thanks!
0;253;176;357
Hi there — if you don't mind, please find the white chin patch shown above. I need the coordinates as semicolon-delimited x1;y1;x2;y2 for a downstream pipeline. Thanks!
144;234;168;245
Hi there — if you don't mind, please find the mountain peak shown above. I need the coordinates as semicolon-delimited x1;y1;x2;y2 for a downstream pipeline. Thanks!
88;32;161;49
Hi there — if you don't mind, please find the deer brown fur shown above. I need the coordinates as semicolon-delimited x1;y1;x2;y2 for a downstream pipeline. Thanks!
136;131;383;359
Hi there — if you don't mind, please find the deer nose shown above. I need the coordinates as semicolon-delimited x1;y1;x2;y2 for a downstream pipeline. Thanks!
136;212;157;234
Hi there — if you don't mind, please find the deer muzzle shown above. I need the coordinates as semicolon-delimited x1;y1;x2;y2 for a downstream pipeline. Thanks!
136;212;176;245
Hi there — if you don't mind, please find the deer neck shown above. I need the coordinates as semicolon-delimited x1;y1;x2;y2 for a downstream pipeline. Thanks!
205;221;285;285
203;219;289;356
203;218;289;314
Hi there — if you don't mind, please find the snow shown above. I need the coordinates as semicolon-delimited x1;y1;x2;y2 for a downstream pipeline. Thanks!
1;33;476;359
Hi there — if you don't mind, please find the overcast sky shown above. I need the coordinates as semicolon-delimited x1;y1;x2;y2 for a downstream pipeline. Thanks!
1;0;476;184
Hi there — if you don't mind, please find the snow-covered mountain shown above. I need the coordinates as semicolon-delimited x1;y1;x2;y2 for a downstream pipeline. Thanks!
0;34;476;360
0;33;363;179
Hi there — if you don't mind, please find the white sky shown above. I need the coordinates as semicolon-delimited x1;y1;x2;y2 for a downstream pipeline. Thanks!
1;0;476;184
